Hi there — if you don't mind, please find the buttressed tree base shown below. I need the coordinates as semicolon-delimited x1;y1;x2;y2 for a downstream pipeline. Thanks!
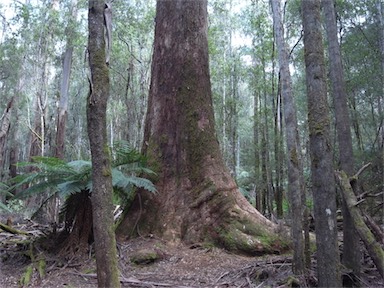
116;0;289;256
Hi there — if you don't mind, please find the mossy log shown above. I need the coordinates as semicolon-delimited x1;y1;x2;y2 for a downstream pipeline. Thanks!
336;171;384;279
130;249;160;265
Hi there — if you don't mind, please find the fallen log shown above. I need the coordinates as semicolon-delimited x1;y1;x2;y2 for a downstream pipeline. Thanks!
0;222;29;235
335;170;384;279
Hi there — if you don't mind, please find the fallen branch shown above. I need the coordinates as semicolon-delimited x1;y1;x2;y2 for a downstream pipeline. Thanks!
335;170;384;279
363;212;384;246
70;272;194;287
352;162;371;180
0;222;29;235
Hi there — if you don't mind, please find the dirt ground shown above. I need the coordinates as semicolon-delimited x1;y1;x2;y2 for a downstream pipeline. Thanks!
0;220;382;288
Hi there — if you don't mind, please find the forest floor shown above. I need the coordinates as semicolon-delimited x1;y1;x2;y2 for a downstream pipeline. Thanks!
0;217;382;288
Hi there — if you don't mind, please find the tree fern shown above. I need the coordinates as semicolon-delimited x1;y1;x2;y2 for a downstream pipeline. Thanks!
0;182;12;212
4;143;156;221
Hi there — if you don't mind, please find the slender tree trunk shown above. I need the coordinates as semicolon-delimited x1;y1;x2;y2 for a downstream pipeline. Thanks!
261;55;274;216
253;89;261;211
322;0;361;279
350;93;363;151
377;0;384;149
271;0;305;274
302;0;341;286
229;60;239;177
117;0;288;256
55;47;73;159
261;124;268;215
87;1;120;287
0;97;13;180
274;85;284;219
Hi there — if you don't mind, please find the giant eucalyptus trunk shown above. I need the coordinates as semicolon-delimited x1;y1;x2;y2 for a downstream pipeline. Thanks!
271;0;305;274
322;0;361;280
87;1;120;287
117;0;288;255
302;0;341;286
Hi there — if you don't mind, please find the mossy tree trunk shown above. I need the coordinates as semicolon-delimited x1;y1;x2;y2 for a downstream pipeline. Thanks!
87;1;120;287
322;0;361;279
302;0;341;286
117;0;288;256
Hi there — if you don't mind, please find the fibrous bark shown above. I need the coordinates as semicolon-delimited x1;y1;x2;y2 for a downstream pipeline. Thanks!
322;0;361;277
0;97;13;177
302;0;341;286
117;0;288;256
271;0;305;274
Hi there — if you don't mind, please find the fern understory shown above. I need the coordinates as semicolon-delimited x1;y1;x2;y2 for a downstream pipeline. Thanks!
0;141;156;257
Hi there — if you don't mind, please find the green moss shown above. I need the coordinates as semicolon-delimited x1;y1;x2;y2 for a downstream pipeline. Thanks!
130;249;160;265
82;268;97;274
102;167;112;177
144;139;162;181
213;213;291;256
38;258;46;278
20;264;33;286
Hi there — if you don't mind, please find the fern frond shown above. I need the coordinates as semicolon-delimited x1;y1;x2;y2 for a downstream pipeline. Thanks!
67;160;92;171
112;141;146;167
0;183;13;211
14;180;60;199
57;180;88;198
0;182;13;198
0;201;11;212
112;169;157;194
117;162;156;175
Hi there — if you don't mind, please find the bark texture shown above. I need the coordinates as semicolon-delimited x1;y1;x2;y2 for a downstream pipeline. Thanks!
87;1;120;287
55;47;73;159
322;0;361;277
117;0;288;255
271;0;305;274
0;97;13;177
301;0;341;286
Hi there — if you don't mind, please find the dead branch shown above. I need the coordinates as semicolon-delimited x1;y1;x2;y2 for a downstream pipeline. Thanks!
0;222;29;235
363;211;384;246
352;162;371;180
70;272;194;287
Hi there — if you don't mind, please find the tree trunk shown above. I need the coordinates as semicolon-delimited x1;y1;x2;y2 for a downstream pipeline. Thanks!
271;0;305;274
377;0;384;149
273;84;284;219
87;1;120;287
322;0;361;278
253;89;261;212
117;0;288;256
302;0;341;286
336;171;384;279
0;97;13;180
55;47;73;159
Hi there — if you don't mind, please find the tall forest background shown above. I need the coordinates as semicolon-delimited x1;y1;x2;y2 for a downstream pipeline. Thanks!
0;0;382;220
